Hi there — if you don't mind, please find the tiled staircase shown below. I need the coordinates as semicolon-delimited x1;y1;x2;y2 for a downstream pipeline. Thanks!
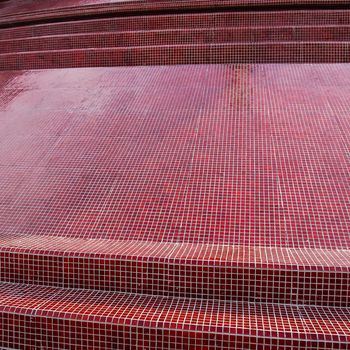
0;1;350;349
2;7;350;68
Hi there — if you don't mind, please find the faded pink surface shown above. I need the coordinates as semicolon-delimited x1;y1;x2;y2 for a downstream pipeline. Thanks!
1;64;349;249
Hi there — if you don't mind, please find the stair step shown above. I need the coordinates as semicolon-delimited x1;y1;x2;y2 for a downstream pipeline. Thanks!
0;282;349;349
3;0;350;28
1;10;350;40
0;42;349;70
0;0;350;348
0;236;349;306
1;26;350;54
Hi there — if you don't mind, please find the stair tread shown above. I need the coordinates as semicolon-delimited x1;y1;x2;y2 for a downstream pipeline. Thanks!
1;41;350;57
1;235;350;270
2;1;350;27
0;281;349;341
1;26;350;55
2;235;349;305
1;10;350;41
2;24;350;42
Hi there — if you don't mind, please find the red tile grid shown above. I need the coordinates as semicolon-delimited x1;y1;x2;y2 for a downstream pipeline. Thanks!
1;65;350;249
1;1;350;348
0;282;349;349
2;8;350;68
2;26;350;54
2;10;350;68
0;237;349;306
1;0;350;27
2;43;350;70
2;11;350;40
0;64;350;314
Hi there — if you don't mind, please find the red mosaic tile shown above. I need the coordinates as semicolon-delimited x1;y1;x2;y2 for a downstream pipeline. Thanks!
1;65;349;248
1;1;350;348
0;282;350;349
0;63;350;315
1;0;350;27
0;241;349;306
1;10;350;40
1;26;350;55
1;7;350;69
1;42;350;70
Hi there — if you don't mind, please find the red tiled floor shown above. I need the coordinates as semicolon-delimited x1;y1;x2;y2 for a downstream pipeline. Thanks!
0;65;349;249
0;65;350;314
1;1;350;348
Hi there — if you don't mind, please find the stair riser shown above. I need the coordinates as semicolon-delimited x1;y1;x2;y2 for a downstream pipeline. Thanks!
1;11;350;40
1;315;348;350
0;43;349;70
1;252;348;306
1;27;350;53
